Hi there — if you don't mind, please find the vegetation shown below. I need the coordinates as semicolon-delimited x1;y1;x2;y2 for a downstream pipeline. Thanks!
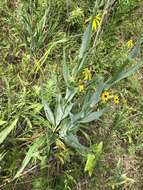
0;0;143;189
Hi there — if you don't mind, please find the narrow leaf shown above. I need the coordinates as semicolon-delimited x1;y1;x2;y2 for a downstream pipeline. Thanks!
80;109;107;123
0;118;18;144
89;80;105;107
105;61;143;89
0;120;6;126
55;94;64;126
62;50;70;85
14;135;46;179
79;22;92;60
43;100;55;126
63;103;73;118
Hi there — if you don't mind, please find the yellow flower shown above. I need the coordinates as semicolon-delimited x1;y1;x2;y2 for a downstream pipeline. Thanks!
79;84;84;92
83;68;92;81
92;14;101;31
127;39;133;49
114;95;119;105
79;81;84;92
84;14;101;31
101;91;110;103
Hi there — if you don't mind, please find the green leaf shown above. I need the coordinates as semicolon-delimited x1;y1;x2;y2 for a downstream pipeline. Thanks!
0;120;6;126
84;142;103;176
0;118;18;145
0;151;7;161
62;50;70;85
63;133;88;154
65;87;77;103
84;153;96;176
43;100;55;126
79;22;92;60
89;80;105;107
108;174;135;188
55;94;64;126
105;61;143;89
62;103;73;120
129;37;143;59
80;108;107;123
14;135;46;179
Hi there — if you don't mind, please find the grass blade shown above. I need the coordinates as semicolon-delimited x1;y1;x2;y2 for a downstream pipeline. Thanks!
0;118;18;145
14;135;46;179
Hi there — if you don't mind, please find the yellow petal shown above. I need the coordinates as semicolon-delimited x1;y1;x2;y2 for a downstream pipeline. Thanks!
92;20;97;31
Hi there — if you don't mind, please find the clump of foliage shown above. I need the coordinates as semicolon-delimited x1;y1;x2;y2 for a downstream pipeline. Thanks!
1;0;143;189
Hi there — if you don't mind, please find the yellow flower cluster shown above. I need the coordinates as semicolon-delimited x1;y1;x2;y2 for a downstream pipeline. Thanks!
92;14;101;31
78;68;92;92
101;91;120;105
84;14;101;31
83;68;92;80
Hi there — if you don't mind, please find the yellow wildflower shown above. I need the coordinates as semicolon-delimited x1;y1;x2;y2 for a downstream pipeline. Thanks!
114;95;119;105
84;14;101;31
83;68;92;81
127;39;133;49
92;14;101;31
79;84;84;92
101;91;110;103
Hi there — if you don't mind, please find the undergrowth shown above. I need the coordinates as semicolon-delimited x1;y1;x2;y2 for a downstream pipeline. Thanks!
0;0;143;189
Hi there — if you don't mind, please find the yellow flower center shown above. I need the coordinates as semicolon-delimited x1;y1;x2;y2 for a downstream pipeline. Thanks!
114;95;119;105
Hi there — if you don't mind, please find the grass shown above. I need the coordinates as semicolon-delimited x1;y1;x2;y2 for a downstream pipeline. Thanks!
0;0;143;189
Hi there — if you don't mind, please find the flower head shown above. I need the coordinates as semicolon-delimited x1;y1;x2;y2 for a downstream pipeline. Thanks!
84;14;101;31
127;39;133;49
92;14;101;31
114;95;119;105
83;68;92;81
101;91;110;103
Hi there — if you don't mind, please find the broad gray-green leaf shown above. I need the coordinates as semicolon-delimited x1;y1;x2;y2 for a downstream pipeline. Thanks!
0;118;18;144
79;22;92;60
80;109;107;123
55;94;64;126
62;50;70;85
43;100;55;126
62;103;73;120
105;61;143;89
14;135;46;179
89;81;105;107
64;133;88;154
65;87;77;102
